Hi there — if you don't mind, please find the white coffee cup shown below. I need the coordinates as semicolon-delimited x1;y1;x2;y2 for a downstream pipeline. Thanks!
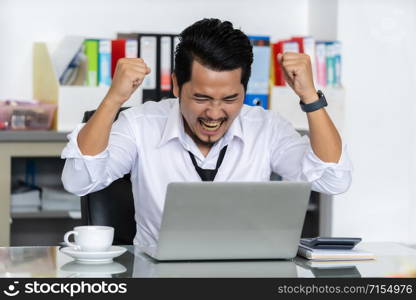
64;226;114;252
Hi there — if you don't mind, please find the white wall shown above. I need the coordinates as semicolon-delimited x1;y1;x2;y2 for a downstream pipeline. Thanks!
0;0;309;99
332;0;416;243
308;0;338;40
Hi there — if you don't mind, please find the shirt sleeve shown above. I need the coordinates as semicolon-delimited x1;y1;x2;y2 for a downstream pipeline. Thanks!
61;111;138;196
269;113;352;195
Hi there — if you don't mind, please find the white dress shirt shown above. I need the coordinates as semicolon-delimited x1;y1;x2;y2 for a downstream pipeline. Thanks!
61;98;352;246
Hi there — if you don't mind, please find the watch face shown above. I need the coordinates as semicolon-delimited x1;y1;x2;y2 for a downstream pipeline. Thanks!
317;90;328;106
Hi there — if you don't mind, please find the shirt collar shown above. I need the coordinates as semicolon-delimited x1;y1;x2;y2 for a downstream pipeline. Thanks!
158;99;185;148
226;112;244;144
158;99;244;149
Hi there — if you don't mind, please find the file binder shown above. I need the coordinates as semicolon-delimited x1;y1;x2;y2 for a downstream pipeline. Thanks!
272;40;299;86
291;36;317;86
139;35;158;102
118;33;178;102
111;39;126;78
245;36;270;109
333;41;342;87
160;36;172;98
125;39;138;58
325;41;336;86
84;39;99;86
315;41;327;87
173;36;180;70
98;40;111;87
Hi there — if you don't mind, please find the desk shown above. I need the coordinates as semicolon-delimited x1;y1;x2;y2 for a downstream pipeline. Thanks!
0;131;69;246
1;243;415;278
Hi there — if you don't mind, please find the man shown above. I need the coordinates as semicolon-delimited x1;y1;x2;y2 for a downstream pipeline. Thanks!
61;19;352;247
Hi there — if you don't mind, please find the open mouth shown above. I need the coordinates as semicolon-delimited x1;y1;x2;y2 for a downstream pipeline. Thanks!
199;119;224;132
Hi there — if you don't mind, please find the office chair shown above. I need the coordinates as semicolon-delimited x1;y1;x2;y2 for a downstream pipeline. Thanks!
80;107;136;245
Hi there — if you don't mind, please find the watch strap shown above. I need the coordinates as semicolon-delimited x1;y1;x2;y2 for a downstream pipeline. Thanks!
299;90;327;113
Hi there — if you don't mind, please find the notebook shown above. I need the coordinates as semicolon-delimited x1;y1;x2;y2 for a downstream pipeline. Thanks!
298;244;375;261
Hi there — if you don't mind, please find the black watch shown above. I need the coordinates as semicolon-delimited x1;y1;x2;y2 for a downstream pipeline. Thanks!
299;90;327;113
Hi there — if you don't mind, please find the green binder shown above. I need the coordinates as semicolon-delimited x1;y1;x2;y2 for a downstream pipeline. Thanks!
84;39;99;86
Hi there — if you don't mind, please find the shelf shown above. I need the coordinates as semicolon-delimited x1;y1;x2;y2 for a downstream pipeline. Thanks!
0;131;69;142
11;210;81;219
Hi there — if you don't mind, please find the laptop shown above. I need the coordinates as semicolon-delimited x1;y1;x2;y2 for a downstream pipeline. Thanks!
140;181;311;261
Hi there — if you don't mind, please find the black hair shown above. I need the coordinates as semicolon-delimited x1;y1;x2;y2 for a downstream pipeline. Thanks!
174;18;253;93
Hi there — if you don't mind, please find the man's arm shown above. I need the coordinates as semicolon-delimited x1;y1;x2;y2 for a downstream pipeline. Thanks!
78;58;151;155
61;58;150;196
277;52;341;163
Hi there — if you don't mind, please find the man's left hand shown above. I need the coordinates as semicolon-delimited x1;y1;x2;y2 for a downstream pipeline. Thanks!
277;52;318;104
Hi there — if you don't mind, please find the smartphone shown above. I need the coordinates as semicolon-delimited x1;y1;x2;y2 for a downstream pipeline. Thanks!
300;237;362;250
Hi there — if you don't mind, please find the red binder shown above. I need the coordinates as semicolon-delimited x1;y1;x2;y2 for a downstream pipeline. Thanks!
291;37;305;53
272;40;300;86
272;41;286;86
111;40;126;77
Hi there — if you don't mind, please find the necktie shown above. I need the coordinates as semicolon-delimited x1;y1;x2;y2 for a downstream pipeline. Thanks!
188;146;228;181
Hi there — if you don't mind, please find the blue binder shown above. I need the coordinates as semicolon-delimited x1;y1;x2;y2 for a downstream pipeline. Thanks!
244;36;271;109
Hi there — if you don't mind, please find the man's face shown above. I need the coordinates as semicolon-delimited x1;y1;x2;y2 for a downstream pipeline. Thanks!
173;60;245;149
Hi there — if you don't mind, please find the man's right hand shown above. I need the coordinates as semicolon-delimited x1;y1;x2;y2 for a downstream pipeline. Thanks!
105;58;151;106
77;58;150;156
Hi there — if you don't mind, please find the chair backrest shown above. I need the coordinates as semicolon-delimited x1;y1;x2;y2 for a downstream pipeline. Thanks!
80;107;136;245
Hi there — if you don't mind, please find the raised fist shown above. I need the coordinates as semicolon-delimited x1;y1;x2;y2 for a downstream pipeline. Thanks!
106;58;151;105
278;52;317;103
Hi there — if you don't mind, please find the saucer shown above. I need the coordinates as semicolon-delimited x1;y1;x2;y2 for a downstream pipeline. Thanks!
60;261;127;277
60;246;127;264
